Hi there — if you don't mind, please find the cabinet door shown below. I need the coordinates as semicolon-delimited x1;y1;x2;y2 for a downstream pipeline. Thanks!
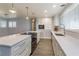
11;39;27;56
37;32;40;43
20;36;31;56
53;37;65;56
39;30;51;39
11;36;31;56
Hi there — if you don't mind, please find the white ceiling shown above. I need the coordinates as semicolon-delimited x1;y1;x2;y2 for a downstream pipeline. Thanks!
0;3;71;18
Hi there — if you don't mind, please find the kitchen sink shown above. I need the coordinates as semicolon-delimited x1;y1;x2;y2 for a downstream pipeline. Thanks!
55;33;64;36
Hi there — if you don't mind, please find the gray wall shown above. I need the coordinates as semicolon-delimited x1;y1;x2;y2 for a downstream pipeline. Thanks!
0;17;32;37
7;17;32;35
0;18;8;36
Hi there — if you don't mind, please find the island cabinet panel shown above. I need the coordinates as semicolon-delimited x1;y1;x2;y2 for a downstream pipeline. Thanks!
0;46;11;56
0;35;31;56
11;36;31;56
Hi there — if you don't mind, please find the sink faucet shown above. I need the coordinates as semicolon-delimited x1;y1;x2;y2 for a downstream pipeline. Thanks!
60;24;65;36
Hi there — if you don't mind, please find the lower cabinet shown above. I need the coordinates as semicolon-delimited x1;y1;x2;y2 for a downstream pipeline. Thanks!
12;36;31;56
0;36;31;56
52;34;66;56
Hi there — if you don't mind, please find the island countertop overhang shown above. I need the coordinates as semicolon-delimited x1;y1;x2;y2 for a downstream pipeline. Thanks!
0;34;31;47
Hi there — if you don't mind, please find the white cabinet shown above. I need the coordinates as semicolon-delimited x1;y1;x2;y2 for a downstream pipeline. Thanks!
0;35;31;56
39;29;51;39
52;33;66;56
11;36;31;56
37;32;40;43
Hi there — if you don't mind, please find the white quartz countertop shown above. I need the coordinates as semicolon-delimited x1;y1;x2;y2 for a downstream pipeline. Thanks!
52;31;79;56
27;31;39;33
0;34;31;47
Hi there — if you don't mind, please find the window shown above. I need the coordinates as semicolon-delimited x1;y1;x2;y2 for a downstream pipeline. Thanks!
9;22;13;28
8;21;16;28
0;20;7;28
13;22;16;27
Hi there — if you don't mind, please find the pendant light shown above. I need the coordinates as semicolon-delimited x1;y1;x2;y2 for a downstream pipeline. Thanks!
9;3;16;13
26;7;29;20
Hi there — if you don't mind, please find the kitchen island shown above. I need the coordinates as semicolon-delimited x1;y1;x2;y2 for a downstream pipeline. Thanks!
0;34;31;56
52;31;79;56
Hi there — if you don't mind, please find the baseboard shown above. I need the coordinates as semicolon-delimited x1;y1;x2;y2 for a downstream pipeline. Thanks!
40;37;51;39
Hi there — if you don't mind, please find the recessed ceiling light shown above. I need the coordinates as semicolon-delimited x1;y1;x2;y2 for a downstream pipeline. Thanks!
52;4;57;8
44;10;48;13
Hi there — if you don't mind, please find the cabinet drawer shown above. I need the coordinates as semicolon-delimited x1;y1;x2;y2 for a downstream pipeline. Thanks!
11;36;31;56
20;42;31;56
26;44;31;56
11;39;27;55
19;48;28;56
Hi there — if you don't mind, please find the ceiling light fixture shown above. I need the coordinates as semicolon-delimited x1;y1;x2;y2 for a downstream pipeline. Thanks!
25;7;29;20
9;10;16;13
9;3;16;13
52;4;57;8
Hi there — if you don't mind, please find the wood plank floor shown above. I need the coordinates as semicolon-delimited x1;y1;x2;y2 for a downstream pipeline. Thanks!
32;39;54;56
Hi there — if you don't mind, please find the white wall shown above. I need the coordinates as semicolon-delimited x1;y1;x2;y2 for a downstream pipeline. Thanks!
36;17;54;30
54;15;60;26
0;18;8;36
53;4;79;39
36;17;54;39
61;4;78;16
60;4;79;30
